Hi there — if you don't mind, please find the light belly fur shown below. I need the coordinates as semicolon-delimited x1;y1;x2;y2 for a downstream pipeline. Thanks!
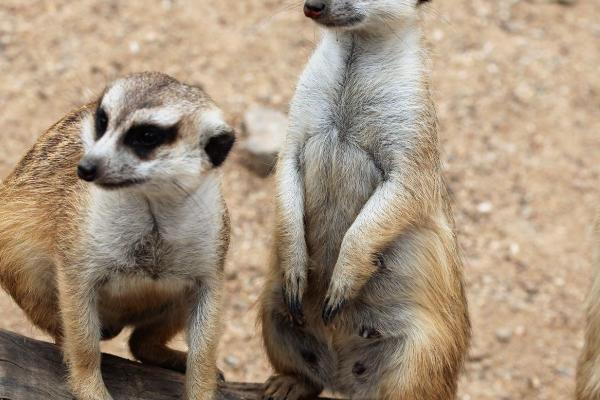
302;130;382;293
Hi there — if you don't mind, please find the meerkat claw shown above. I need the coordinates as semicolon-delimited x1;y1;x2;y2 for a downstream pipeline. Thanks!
286;295;305;326
284;276;306;325
359;326;382;339
322;296;344;325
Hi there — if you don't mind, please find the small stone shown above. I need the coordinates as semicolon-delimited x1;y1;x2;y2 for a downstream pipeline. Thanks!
528;376;541;389
477;201;493;214
224;354;240;368
514;325;526;336
240;105;287;177
555;366;573;377
514;82;535;103
129;41;140;54
495;328;512;343
226;270;238;281
468;350;490;362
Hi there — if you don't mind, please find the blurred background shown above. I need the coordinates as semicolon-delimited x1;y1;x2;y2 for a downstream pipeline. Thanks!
0;0;598;399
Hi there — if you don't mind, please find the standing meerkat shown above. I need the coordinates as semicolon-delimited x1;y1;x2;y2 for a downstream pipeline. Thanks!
260;1;470;399
0;72;235;400
577;213;600;400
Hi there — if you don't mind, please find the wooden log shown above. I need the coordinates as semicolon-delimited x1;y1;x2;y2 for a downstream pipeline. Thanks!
0;329;268;400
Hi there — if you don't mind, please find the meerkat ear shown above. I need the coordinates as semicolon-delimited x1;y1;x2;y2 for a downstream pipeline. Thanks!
205;128;235;167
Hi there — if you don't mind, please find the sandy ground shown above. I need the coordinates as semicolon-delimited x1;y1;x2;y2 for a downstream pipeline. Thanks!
0;1;599;399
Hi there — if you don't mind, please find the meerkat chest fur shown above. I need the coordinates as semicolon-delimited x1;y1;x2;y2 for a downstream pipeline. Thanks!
292;27;426;272
83;174;225;296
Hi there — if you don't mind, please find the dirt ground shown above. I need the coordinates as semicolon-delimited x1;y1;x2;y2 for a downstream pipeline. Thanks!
0;0;598;399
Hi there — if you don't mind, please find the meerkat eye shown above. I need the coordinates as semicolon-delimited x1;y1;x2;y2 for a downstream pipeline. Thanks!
124;124;178;159
95;107;109;140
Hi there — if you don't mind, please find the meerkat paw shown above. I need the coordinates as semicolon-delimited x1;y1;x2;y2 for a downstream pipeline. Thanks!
263;374;320;400
323;253;381;325
282;271;307;326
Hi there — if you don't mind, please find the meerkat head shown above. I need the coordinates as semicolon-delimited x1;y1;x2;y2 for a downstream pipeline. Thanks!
77;72;234;193
303;0;429;30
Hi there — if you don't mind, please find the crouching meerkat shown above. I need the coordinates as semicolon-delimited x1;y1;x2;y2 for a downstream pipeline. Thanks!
577;213;600;400
260;1;470;399
0;72;235;400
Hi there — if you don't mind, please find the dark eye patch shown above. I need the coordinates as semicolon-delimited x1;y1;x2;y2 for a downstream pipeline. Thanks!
123;123;178;159
95;107;109;140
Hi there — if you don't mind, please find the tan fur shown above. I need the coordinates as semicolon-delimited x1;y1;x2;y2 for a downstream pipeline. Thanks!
260;2;470;399
0;73;233;400
577;212;600;400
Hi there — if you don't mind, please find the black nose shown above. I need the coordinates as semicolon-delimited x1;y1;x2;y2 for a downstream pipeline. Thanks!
77;161;98;182
304;1;326;18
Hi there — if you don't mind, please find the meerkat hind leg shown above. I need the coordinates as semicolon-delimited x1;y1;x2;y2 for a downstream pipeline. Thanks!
336;333;459;400
129;311;226;381
20;288;63;341
262;308;332;399
0;256;63;341
129;310;188;373
334;336;401;399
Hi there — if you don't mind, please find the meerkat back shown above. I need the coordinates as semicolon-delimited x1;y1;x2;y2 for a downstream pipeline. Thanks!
0;109;88;338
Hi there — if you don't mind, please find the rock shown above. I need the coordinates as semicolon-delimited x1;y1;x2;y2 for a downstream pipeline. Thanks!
495;328;512;344
240;105;287;177
128;41;140;54
528;376;541;389
468;350;490;363
555;366;573;377
224;354;240;368
514;325;526;336
477;201;493;214
509;243;520;256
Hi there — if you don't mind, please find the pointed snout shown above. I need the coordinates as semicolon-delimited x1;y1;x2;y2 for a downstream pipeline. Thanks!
304;0;326;19
77;158;100;182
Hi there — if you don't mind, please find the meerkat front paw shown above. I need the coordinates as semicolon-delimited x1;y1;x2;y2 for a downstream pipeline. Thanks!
322;251;382;324
263;374;321;400
282;269;307;326
322;255;357;325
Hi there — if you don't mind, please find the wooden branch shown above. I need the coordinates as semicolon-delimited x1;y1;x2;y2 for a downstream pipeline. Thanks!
0;329;267;400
